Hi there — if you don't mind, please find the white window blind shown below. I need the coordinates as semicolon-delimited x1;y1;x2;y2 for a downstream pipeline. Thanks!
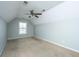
19;22;27;34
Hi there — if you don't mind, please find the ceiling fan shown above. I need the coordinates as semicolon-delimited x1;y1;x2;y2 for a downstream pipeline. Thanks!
23;1;45;18
30;10;42;18
25;9;45;18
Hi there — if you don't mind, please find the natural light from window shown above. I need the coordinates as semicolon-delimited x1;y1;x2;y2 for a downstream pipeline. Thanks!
19;22;27;34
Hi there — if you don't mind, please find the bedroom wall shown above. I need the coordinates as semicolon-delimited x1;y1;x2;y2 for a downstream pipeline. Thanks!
8;18;34;40
0;17;7;56
34;2;79;52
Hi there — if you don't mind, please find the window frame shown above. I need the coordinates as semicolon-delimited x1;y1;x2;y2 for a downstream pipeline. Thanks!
19;22;27;35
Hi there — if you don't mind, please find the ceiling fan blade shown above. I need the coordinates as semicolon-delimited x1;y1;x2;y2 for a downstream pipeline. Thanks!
35;13;42;15
30;10;34;16
35;15;39;18
28;16;31;18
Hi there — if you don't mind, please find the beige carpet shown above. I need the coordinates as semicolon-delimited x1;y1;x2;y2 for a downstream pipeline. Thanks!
1;37;79;57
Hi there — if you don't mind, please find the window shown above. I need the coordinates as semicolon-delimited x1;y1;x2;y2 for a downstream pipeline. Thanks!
19;22;27;34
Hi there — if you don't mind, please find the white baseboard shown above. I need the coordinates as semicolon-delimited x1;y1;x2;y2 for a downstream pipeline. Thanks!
35;36;79;53
8;36;33;40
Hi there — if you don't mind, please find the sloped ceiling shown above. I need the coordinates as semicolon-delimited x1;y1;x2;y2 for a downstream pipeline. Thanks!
0;1;63;23
18;1;63;23
0;1;21;22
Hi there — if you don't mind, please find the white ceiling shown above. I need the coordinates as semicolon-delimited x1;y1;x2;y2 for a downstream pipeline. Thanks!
18;1;63;20
27;1;63;11
0;1;21;22
0;1;63;23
